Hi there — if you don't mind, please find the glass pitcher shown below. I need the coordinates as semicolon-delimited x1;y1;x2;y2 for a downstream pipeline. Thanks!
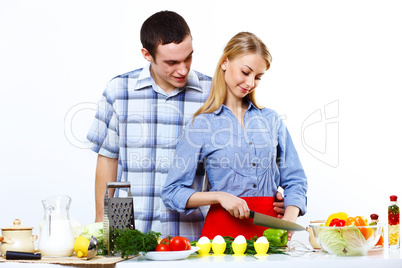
38;195;75;256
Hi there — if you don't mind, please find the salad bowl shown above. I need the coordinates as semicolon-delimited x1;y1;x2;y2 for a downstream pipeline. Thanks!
309;223;384;256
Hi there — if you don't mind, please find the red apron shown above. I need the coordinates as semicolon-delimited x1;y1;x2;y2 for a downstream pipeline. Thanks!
200;196;277;240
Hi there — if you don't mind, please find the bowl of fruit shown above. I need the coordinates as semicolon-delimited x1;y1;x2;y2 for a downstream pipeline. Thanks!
309;213;384;256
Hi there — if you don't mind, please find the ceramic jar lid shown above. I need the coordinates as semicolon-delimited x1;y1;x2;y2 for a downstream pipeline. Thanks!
2;219;33;231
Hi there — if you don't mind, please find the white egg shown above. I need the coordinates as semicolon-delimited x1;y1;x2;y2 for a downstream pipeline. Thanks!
212;235;225;244
233;235;246;244
198;236;211;244
255;236;268;244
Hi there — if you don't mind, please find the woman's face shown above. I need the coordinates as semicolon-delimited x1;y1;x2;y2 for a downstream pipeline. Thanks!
221;53;267;101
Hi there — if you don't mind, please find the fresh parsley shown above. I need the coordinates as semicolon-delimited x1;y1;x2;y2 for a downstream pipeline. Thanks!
110;229;161;259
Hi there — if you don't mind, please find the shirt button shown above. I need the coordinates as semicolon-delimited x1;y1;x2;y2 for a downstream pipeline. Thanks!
253;184;257;188
252;163;257;167
249;142;253;145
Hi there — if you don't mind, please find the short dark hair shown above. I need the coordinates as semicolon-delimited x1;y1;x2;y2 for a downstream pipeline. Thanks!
140;11;191;59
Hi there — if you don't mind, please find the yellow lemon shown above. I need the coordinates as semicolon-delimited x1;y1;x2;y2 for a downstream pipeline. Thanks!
74;236;90;258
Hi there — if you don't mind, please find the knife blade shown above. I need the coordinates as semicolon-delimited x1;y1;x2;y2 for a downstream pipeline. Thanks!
250;210;305;231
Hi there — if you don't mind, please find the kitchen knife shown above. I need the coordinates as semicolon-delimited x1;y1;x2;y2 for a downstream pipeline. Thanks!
250;210;305;231
1;251;41;260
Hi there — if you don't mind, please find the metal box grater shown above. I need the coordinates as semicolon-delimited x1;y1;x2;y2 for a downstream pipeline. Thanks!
103;182;135;255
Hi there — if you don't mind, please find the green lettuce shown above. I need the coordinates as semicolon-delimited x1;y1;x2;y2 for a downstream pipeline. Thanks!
318;228;348;255
318;225;368;256
81;222;104;241
341;225;367;255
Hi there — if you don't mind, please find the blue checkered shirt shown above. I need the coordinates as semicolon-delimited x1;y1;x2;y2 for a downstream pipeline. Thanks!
87;64;211;241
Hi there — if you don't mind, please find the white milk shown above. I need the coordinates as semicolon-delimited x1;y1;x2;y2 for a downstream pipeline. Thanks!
38;214;75;257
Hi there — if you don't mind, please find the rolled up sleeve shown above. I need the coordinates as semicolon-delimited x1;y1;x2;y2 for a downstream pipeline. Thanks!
162;116;209;214
86;83;119;159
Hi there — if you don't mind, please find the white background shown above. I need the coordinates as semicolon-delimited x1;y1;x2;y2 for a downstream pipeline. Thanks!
1;0;401;247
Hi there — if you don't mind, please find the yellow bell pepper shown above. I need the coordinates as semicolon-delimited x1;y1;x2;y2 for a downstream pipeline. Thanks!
325;212;349;226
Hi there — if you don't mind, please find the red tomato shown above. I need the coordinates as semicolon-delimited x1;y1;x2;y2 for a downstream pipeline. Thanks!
185;238;191;250
160;236;171;245
156;244;170;251
169;236;191;251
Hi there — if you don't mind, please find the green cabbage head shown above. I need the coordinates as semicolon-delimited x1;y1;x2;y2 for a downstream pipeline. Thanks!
81;222;104;241
318;225;368;256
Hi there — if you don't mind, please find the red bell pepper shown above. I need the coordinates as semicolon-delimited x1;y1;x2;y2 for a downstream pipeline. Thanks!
329;218;346;227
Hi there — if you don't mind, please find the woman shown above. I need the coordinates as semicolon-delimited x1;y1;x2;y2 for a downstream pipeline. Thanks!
161;32;307;239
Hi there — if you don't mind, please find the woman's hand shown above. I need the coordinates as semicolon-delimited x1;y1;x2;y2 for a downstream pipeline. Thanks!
217;192;250;219
186;191;250;219
282;205;300;240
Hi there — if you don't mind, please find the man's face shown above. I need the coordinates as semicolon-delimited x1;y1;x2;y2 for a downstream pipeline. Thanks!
144;35;193;93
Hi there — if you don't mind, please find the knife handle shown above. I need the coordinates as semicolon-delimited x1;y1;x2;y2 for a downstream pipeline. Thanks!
249;210;255;218
5;251;42;260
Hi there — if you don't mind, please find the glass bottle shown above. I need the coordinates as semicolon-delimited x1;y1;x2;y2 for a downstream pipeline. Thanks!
388;195;400;249
369;213;383;248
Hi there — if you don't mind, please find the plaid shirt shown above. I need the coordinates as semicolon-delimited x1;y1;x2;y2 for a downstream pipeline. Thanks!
87;64;211;241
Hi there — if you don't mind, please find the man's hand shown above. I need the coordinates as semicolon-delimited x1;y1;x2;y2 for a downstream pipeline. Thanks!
273;191;285;219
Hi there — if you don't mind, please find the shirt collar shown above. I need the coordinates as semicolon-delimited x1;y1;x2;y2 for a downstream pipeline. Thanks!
133;63;153;90
134;63;203;93
213;99;258;115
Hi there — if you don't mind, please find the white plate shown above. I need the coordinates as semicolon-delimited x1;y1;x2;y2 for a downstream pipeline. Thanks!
143;246;200;261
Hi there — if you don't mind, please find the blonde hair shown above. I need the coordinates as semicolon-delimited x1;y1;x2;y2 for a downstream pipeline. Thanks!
194;32;272;119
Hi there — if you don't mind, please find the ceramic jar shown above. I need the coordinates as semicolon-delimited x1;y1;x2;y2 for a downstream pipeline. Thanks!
0;219;37;254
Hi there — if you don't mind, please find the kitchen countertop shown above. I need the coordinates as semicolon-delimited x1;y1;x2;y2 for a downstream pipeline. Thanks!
121;248;402;268
1;248;401;268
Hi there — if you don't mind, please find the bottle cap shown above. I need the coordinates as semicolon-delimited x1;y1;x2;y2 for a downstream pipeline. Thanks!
390;195;398;201
370;214;379;220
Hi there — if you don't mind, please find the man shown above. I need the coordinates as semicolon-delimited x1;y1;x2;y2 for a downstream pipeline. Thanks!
87;10;284;241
